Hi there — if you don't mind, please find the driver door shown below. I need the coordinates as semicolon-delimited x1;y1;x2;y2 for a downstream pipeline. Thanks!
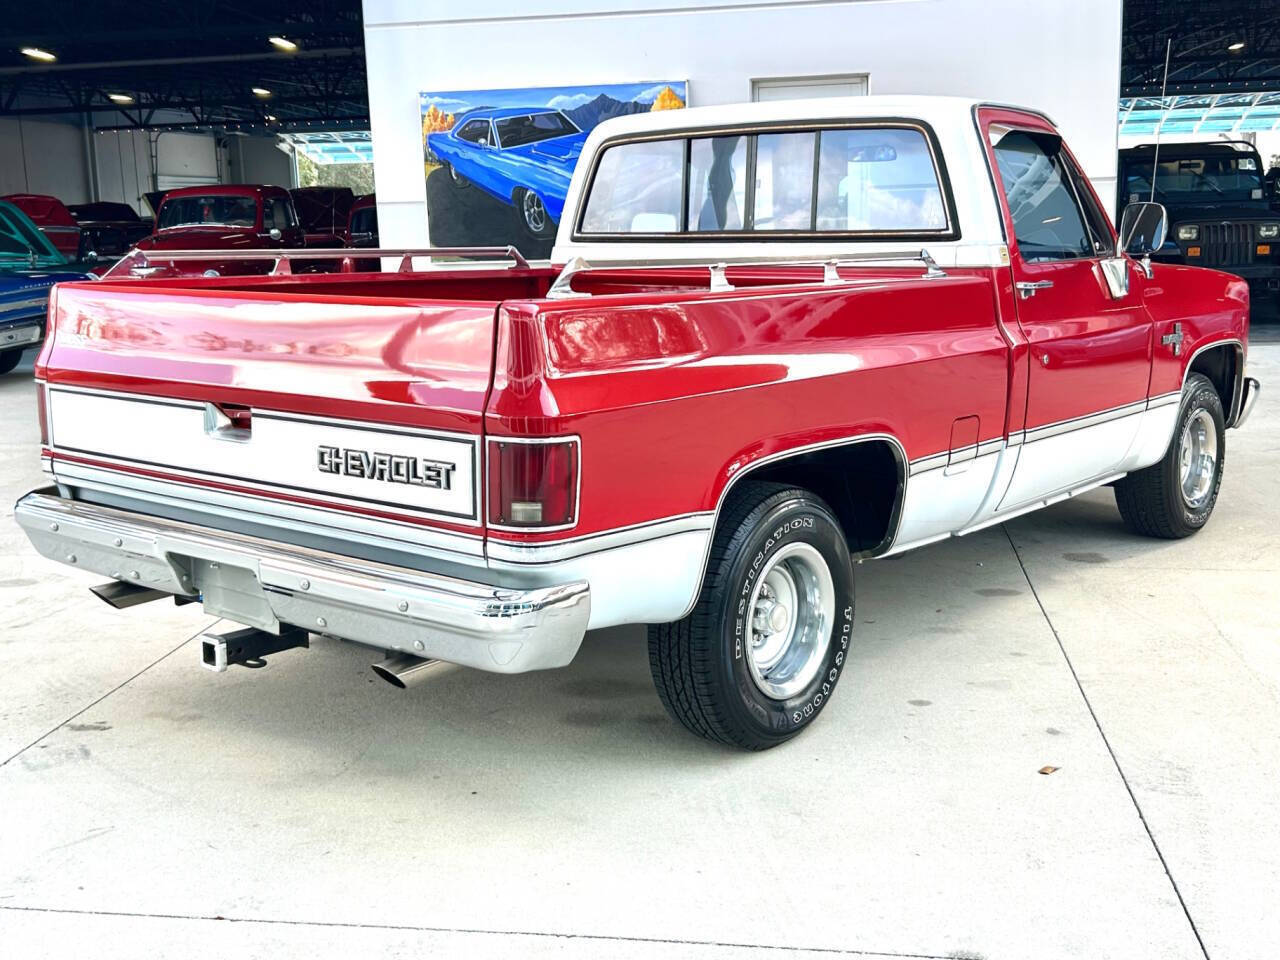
981;113;1153;509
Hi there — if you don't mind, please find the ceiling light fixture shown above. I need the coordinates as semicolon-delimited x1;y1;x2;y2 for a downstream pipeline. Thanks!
108;93;134;104
1228;41;1245;51
252;87;272;97
268;36;298;52
21;46;56;62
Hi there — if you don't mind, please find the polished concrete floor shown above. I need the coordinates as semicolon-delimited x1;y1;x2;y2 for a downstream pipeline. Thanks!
1;339;1277;960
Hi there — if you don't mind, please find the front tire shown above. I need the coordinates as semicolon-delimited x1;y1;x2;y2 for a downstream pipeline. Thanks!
443;162;469;189
648;482;855;749
1114;372;1225;538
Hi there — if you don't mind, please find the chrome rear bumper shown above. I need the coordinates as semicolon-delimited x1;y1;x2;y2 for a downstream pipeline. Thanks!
15;489;590;674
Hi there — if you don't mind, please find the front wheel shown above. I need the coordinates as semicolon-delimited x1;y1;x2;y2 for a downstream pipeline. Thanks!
443;162;469;190
648;482;855;749
1114;372;1225;538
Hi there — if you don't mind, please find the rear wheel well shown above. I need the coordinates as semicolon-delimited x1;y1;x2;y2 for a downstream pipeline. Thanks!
1188;343;1240;422
740;439;904;556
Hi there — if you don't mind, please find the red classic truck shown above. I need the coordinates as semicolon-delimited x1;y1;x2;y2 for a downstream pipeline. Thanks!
15;97;1261;749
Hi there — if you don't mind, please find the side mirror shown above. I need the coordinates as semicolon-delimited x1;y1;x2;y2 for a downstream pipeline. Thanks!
1117;201;1167;258
268;227;282;241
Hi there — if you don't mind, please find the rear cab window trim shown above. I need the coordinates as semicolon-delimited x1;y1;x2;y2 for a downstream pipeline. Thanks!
572;116;961;243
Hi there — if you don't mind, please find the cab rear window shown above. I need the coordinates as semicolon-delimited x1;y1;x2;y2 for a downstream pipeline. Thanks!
577;123;952;238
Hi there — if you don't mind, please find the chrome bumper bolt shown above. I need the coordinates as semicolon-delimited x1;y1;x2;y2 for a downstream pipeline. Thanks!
67;554;76;564
49;522;59;532
300;579;311;591
316;616;327;628
113;537;123;548
398;600;409;612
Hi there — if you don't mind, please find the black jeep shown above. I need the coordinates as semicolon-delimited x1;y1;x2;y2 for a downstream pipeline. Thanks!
1118;141;1280;315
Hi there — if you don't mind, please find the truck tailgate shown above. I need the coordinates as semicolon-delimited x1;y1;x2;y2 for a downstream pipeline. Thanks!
40;282;497;535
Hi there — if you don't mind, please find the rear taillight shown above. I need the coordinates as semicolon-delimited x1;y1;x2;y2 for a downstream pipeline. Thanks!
488;438;579;528
36;382;49;446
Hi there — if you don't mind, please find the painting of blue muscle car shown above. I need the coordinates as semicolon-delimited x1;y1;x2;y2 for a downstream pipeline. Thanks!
428;107;588;238
0;200;93;376
421;81;687;253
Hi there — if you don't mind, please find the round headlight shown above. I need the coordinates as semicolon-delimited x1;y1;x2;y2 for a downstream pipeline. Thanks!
1258;224;1279;240
1177;224;1199;241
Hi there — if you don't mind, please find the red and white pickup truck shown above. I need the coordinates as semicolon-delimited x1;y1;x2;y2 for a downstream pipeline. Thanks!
16;97;1261;749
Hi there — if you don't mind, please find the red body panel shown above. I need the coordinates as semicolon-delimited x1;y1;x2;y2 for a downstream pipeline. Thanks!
487;270;1009;542
3;192;82;257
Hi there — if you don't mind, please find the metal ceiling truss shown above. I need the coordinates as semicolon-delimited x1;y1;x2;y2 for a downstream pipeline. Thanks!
1123;0;1280;96
0;0;367;131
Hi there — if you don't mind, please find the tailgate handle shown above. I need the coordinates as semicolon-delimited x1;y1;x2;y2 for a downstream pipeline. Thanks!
203;402;252;443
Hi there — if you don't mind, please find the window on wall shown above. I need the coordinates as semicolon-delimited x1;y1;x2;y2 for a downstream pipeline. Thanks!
577;124;951;238
752;75;868;102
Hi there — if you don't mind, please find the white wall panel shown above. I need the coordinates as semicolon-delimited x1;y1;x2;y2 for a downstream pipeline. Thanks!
362;0;1124;249
0;117;92;202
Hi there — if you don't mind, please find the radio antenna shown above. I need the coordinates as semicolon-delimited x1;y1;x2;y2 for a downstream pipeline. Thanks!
1150;38;1173;203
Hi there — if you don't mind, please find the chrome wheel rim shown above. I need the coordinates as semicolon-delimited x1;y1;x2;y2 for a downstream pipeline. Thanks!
745;543;835;700
1179;408;1218;510
522;191;548;234
449;164;463;184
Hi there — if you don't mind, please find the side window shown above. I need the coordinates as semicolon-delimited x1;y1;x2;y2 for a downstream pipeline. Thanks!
267;198;293;231
752;132;816;231
1063;155;1114;256
993;131;1093;262
580;138;684;233
687;136;747;231
457;120;491;146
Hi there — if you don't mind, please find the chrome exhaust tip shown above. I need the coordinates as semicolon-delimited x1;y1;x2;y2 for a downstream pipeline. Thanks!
371;653;443;689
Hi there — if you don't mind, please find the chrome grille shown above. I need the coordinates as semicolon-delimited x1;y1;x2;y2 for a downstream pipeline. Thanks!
1199;223;1254;267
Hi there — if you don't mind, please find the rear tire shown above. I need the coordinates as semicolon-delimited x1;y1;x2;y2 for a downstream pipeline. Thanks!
1114;373;1225;538
0;349;23;376
647;482;855;750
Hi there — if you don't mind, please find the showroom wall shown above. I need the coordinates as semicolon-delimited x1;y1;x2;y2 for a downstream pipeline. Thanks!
362;0;1125;249
0;117;92;202
0;116;285;217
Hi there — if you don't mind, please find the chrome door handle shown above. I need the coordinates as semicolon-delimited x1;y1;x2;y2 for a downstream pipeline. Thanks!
1015;280;1054;300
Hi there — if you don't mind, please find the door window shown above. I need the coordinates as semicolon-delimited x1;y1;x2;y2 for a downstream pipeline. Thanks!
457;120;492;145
993;132;1094;262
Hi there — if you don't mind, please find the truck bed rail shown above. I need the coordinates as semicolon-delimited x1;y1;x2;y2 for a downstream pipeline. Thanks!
101;245;531;279
545;248;946;299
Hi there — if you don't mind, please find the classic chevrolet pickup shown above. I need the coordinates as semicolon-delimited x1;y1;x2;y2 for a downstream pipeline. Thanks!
15;97;1261;749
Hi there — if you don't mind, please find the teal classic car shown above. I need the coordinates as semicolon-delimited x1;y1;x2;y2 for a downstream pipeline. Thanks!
0;200;92;375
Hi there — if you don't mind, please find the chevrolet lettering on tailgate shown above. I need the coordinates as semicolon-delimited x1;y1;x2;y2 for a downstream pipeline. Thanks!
317;445;455;490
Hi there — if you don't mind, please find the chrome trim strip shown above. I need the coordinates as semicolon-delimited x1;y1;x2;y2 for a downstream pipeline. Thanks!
1023;399;1148;444
15;489;589;674
976;438;1006;457
677;432;909;620
54;461;486;560
488;513;714;565
1178;338;1244;424
1147;391;1181;409
909;451;951;476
